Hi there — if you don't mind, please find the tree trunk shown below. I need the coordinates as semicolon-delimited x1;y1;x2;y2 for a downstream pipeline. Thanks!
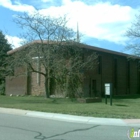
66;75;69;97
45;76;50;98
47;70;50;97
46;43;50;98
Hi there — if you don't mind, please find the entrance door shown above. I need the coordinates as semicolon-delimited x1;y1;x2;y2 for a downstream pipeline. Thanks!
92;80;97;97
89;79;97;97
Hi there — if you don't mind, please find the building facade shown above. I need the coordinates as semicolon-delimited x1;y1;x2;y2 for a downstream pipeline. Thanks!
5;43;140;97
83;49;140;97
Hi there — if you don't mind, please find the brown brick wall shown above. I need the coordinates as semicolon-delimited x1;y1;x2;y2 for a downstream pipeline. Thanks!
30;72;45;95
102;53;114;83
116;56;127;95
83;52;140;97
5;76;27;95
130;61;138;94
14;66;27;76
6;49;140;97
101;53;114;96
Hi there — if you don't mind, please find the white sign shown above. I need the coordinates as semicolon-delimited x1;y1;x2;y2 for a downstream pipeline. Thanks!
105;83;111;95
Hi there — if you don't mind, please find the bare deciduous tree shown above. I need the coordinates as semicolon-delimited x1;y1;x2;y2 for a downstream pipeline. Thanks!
6;12;98;98
126;14;140;57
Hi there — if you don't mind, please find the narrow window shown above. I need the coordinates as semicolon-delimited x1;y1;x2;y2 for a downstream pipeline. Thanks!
127;61;130;89
98;56;102;74
89;79;97;97
137;61;140;93
114;58;117;88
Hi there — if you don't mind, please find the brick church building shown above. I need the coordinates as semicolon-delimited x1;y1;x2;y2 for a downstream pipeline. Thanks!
5;42;140;97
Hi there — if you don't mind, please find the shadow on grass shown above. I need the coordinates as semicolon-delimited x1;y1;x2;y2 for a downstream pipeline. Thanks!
114;94;140;99
115;104;128;107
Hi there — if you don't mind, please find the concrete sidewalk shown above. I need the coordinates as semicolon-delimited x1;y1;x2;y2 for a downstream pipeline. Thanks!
0;107;140;126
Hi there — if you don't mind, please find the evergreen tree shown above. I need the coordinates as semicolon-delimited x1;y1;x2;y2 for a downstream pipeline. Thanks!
0;31;12;93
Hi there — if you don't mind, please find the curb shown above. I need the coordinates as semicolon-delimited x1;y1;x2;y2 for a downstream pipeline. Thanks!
26;111;126;126
0;107;140;126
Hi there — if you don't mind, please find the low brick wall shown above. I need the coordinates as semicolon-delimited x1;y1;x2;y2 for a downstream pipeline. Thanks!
5;76;27;95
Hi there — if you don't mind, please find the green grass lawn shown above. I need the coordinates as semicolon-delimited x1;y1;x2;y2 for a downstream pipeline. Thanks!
0;95;140;119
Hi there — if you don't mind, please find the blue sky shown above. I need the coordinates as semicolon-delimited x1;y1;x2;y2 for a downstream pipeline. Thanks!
0;0;140;53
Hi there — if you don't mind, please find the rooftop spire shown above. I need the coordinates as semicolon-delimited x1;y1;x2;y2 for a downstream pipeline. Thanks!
77;22;80;42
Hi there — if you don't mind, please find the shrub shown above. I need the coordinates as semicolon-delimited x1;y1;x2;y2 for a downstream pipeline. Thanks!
0;81;5;95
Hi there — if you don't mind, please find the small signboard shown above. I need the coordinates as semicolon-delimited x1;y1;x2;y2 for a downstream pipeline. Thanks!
105;83;111;95
105;83;113;106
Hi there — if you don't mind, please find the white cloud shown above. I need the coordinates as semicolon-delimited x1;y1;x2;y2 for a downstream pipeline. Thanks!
41;0;51;2
38;1;138;45
0;0;36;13
6;35;23;48
62;0;71;5
0;0;138;45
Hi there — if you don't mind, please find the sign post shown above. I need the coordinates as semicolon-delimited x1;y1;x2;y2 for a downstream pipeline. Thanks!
105;83;113;106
